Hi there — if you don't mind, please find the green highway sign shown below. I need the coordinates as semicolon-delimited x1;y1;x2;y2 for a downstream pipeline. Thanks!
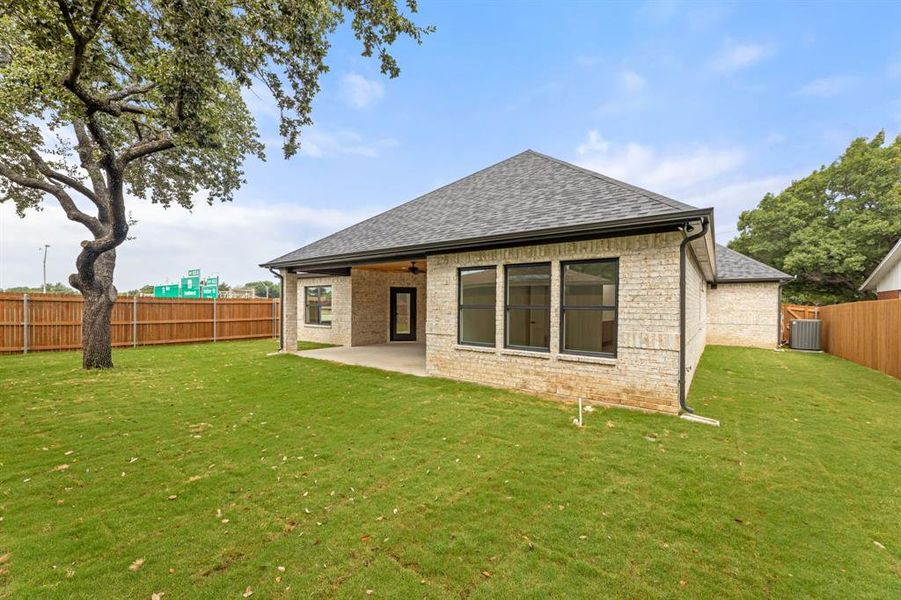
187;269;201;277
201;285;219;299
153;284;179;298
181;276;200;291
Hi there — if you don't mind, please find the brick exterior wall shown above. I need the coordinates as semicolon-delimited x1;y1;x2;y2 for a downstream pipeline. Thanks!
876;290;901;300
684;250;707;392
280;234;779;414
425;232;684;413
296;275;352;346
707;282;779;348
351;268;427;345
281;269;298;351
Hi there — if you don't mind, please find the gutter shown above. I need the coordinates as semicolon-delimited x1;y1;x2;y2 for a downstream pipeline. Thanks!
679;217;710;414
268;268;285;351
261;208;714;271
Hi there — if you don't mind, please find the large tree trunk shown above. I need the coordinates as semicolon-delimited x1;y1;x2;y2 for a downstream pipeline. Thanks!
81;287;116;368
76;249;118;369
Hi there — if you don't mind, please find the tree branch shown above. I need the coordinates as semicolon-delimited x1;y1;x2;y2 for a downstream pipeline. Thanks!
0;161;104;236
107;82;156;101
72;121;107;192
57;0;130;117
25;148;96;202
117;135;175;167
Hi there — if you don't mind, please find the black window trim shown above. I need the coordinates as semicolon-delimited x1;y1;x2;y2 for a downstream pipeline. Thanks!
504;261;552;353
559;257;619;358
457;266;497;348
304;284;333;327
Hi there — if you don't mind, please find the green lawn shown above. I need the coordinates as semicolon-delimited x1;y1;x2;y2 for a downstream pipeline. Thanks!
0;341;898;598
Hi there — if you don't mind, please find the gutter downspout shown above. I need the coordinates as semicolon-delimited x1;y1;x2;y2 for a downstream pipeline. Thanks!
268;268;284;352
679;218;710;414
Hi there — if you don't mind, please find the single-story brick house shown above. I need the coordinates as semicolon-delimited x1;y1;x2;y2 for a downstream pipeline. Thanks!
859;238;901;299
262;150;790;414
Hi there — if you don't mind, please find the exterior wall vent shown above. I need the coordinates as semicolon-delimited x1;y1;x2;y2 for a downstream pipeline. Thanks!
790;319;821;351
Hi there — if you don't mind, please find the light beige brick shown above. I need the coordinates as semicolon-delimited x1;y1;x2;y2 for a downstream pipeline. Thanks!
707;282;779;348
425;232;684;413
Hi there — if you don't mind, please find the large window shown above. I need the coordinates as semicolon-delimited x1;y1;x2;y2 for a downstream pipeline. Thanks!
505;263;551;351
561;259;618;356
458;267;496;346
304;285;332;326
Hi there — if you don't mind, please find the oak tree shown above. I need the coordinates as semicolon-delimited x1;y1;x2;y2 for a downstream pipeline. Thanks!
730;132;901;304
0;0;430;367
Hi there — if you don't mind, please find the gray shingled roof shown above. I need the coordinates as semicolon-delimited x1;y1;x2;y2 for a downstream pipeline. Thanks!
264;150;705;267
715;244;791;282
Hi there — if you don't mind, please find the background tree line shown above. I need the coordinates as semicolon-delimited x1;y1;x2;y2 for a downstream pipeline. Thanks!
730;131;900;305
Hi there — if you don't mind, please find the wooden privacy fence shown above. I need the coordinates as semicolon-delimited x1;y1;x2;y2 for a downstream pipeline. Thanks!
0;293;280;354
818;299;900;380
780;304;820;343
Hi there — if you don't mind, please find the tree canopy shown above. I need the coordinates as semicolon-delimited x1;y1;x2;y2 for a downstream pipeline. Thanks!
729;132;901;304
0;0;430;367
243;279;280;297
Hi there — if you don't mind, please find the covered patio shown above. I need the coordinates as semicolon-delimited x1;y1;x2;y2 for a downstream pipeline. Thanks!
294;342;427;377
280;259;428;352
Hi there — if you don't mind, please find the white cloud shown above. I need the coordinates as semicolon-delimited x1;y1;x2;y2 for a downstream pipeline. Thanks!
636;0;682;24
689;174;797;240
339;73;385;109
574;131;800;239
297;128;397;159
241;80;280;120
793;75;856;97
576;130;744;194
621;69;646;92
0;197;376;291
887;59;901;79
575;54;604;68
709;41;773;73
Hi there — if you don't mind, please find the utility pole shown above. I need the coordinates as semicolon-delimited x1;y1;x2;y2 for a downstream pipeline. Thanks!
40;244;49;293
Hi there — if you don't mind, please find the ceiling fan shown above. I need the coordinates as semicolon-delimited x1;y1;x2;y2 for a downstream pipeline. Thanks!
407;261;422;274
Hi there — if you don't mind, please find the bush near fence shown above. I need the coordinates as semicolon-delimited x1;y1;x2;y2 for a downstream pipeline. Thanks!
782;299;900;380
0;293;280;354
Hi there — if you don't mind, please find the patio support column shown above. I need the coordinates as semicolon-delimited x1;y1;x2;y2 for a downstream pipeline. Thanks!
282;269;298;352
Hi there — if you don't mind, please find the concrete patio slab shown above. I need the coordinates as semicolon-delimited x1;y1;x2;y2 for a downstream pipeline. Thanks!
293;342;427;377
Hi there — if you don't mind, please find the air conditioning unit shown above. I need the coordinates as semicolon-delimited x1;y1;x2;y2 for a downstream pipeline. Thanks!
790;319;821;351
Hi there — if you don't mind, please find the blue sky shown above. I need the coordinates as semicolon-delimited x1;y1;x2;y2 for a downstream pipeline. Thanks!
1;0;899;289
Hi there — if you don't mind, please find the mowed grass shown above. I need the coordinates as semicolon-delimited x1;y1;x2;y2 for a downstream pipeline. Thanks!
0;341;898;599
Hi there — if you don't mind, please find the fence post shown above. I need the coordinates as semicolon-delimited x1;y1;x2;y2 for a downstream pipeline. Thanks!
212;296;217;342
272;298;276;338
22;293;28;354
132;295;138;348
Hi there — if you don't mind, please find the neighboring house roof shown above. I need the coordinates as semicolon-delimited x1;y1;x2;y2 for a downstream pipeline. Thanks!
262;150;712;269
715;244;791;282
859;238;901;291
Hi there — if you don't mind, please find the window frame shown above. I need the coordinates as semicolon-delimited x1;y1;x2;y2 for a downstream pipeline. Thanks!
303;285;333;327
504;262;552;352
456;266;497;347
559;258;619;358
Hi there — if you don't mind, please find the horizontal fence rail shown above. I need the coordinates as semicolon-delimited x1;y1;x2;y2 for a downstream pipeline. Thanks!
782;299;900;379
0;293;280;354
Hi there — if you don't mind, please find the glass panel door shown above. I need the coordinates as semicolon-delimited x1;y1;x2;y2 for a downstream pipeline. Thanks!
390;287;417;341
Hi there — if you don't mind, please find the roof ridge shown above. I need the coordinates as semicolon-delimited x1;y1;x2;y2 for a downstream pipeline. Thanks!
716;243;790;278
523;149;698;212
268;150;536;264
